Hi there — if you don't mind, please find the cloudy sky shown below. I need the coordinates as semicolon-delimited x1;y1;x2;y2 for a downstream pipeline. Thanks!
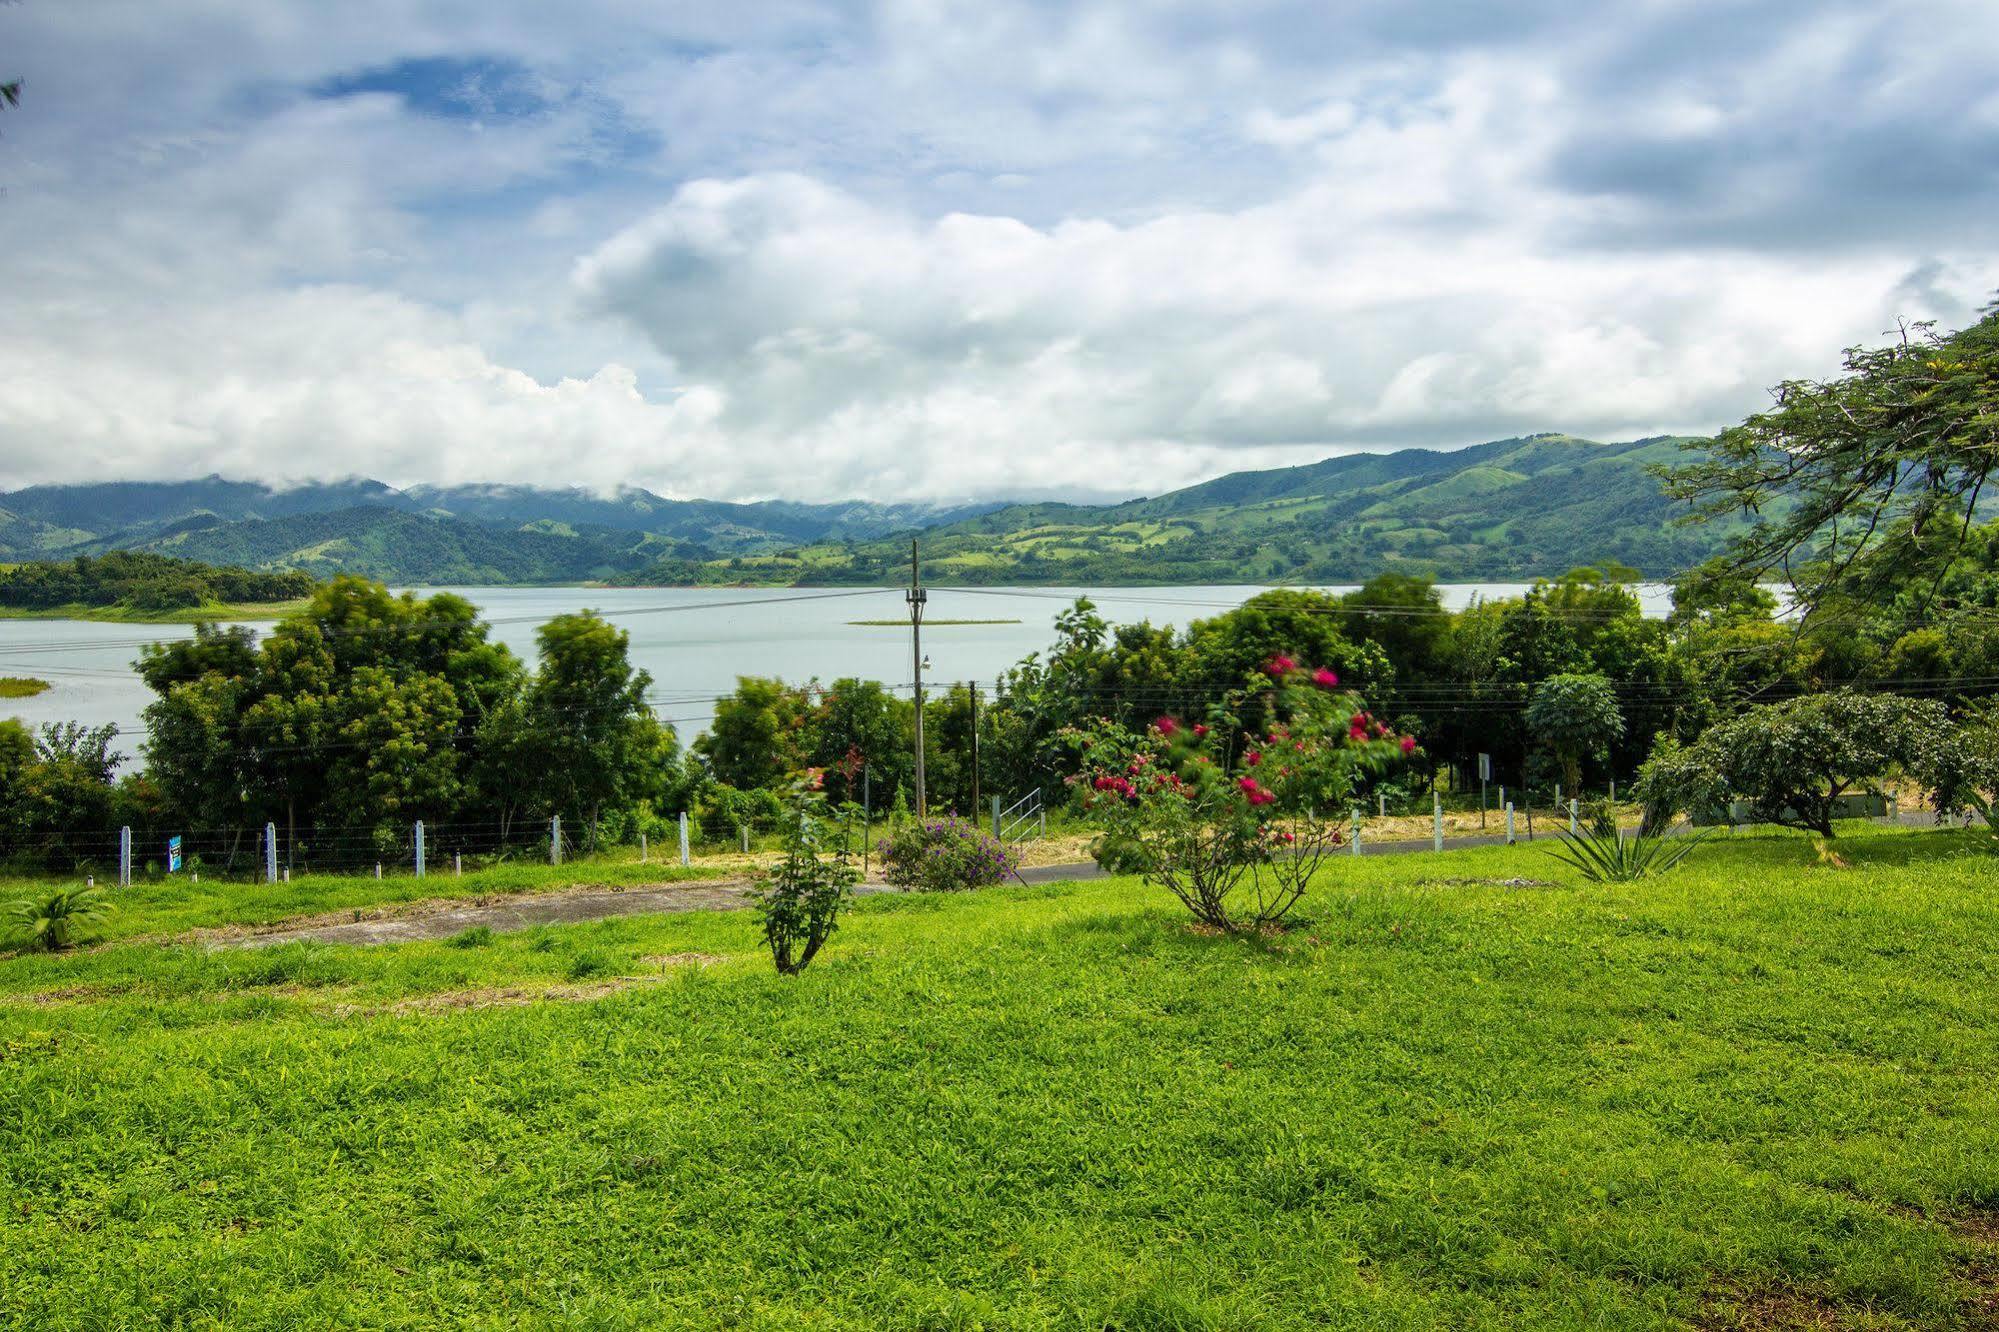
2;2;1994;504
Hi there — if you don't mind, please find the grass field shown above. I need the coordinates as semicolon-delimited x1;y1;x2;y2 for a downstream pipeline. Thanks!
4;826;1998;1329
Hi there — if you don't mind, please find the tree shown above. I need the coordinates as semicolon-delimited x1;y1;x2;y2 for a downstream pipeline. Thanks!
1660;304;1999;615
697;678;811;790
1525;673;1624;795
1635;691;1948;837
523;612;656;835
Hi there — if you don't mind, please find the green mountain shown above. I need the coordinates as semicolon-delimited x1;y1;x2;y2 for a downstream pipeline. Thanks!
624;433;1733;586
0;434;1732;586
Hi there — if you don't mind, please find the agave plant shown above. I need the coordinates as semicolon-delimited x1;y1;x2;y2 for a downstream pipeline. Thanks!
1545;823;1711;883
4;886;112;952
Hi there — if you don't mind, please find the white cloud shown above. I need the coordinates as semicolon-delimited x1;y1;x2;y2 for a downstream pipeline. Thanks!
0;0;1994;503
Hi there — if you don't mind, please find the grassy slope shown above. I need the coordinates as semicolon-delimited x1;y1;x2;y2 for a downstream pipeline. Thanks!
3;828;1998;1329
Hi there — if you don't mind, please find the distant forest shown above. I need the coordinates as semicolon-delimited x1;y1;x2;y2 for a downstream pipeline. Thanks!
0;552;314;612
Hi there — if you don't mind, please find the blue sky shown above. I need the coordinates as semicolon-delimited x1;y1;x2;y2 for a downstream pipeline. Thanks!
0;1;1994;502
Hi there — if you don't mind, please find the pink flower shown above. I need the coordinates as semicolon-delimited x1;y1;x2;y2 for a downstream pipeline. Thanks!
1312;667;1339;688
1156;716;1180;736
1192;723;1208;738
1400;736;1417;755
1248;789;1276;806
1265;654;1296;676
1238;776;1261;793
1245;750;1262;766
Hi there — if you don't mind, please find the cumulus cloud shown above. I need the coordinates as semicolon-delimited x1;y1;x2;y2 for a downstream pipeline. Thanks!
0;0;1994;502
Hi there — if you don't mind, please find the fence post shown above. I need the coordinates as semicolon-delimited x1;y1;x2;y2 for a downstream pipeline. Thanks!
992;795;1002;839
640;832;648;863
741;824;749;854
1351;808;1361;855
1433;791;1443;852
678;811;690;867
374;863;382;880
1505;802;1516;845
118;826;131;887
1555;782;1562;811
551;815;561;865
414;820;425;878
1378;792;1385;819
454;852;461;877
265;822;278;883
1610;780;1617;803
1569;799;1579;834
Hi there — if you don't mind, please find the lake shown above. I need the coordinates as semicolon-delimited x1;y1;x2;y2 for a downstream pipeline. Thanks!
0;582;1676;756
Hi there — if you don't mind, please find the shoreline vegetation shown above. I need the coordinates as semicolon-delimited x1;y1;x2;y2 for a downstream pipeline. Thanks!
0;599;310;624
0;676;50;698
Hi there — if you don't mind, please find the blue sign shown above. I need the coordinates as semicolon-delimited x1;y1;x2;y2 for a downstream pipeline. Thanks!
167;835;182;873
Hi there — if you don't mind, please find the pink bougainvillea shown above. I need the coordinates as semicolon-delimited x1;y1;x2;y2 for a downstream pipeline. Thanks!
1312;667;1339;689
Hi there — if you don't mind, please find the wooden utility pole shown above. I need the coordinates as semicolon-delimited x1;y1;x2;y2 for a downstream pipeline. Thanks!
908;539;928;816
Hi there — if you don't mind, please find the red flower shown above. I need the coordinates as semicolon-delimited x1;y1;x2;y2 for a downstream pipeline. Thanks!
1245;750;1262;766
1400;735;1418;755
1312;667;1339;688
1248;789;1276;806
1156;716;1180;736
1265;654;1296;675
1238;776;1261;793
1192;723;1208;738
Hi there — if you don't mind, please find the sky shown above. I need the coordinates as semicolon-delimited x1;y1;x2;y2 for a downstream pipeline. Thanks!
1;2;1994;505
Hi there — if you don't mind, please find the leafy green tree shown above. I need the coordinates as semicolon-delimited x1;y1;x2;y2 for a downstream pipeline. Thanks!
523;612;656;837
1525;673;1624;795
697;677;811;790
1635;691;1947;837
1662;304;1999;614
806;678;911;809
1338;574;1450;681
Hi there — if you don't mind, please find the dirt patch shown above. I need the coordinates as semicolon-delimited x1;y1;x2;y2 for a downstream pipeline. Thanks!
171;881;762;950
336;963;720;1017
1417;876;1556;889
1699;1287;1848;1329
13;981;132;1006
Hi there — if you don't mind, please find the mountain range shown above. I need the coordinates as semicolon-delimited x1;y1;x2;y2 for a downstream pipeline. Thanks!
0;434;1732;586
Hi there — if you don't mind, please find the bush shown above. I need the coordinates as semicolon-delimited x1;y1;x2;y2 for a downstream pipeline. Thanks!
879;817;1018;892
753;818;860;974
5;886;112;952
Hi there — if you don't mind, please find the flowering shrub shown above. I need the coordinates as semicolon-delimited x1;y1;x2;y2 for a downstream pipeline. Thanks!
879;816;1020;891
1063;656;1416;931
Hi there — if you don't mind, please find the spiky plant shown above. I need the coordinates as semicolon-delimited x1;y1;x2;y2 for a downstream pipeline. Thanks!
1545;824;1711;884
5;886;112;952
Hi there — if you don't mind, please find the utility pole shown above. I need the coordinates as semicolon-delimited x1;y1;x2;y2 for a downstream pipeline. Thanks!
908;539;928;817
969;680;981;815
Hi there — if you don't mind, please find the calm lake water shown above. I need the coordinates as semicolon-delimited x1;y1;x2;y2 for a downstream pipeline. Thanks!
0;583;1675;757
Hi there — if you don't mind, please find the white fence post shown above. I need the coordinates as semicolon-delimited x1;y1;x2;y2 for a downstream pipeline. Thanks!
992;795;1002;839
1433;791;1443;852
1505;802;1516;845
414;820;425;878
678;811;690;866
1569;799;1579;834
551;815;562;865
454;852;462;877
265;822;278;883
639;832;648;863
1351;808;1361;855
119;826;132;887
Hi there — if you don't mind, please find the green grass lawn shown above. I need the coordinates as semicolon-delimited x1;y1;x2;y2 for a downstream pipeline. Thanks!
1;854;730;945
4;827;1998;1329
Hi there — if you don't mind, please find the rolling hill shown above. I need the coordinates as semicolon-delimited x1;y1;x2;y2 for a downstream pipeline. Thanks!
0;434;1732;585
